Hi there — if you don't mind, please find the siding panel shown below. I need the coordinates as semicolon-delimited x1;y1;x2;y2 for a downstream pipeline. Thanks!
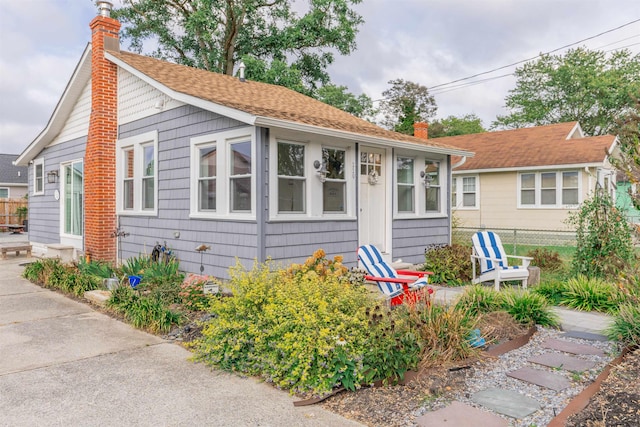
392;217;450;264
118;106;258;278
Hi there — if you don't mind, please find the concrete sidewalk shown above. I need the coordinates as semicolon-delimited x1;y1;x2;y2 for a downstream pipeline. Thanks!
0;254;362;427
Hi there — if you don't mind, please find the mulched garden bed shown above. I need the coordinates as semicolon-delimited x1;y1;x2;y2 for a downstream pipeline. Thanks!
565;347;640;427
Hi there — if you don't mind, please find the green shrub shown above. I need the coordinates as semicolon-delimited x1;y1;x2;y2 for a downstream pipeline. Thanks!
423;244;472;286
455;285;502;316
77;258;114;279
22;258;99;296
194;251;422;396
23;260;45;282
527;248;564;271
567;191;635;279
500;289;559;327
531;280;567;305
561;275;624;314
607;303;640;348
107;286;181;333
122;254;184;304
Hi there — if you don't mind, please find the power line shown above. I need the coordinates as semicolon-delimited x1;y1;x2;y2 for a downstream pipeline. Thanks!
427;18;640;91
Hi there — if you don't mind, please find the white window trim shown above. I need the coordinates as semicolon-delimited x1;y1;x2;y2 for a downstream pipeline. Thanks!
190;127;255;220
451;175;480;210
268;135;356;221
517;170;582;209
394;154;448;219
33;157;44;196
0;187;9;198
116;130;158;216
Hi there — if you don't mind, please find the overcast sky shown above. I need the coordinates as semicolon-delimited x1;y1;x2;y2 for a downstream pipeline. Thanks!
0;0;638;155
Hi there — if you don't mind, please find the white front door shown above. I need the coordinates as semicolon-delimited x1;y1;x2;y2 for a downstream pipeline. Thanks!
359;147;387;251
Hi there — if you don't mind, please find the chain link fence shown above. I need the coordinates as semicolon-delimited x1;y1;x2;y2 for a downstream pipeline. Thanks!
453;227;577;254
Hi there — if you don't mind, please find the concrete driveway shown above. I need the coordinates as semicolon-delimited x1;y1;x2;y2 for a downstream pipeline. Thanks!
0;248;362;427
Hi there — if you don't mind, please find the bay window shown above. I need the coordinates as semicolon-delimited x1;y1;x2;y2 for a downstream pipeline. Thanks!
230;140;252;212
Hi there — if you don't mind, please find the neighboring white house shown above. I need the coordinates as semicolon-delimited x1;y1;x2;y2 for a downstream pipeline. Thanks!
438;122;617;231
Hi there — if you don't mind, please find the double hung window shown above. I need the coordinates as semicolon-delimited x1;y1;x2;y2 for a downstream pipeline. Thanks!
322;147;346;213
190;128;254;218
425;160;440;213
33;158;44;195
397;157;414;212
519;170;581;208
117;131;158;215
277;142;305;213
451;176;478;208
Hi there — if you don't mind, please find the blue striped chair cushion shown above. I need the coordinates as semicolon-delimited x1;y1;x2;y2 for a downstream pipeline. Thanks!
357;245;403;297
472;231;509;274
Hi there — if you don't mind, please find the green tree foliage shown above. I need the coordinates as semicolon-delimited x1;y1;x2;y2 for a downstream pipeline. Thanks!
611;99;640;210
429;114;485;138
493;48;640;136
113;0;363;91
316;84;376;119
379;79;437;135
567;190;635;279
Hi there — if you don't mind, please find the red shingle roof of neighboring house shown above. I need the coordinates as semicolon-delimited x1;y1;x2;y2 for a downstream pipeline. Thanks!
440;122;616;172
107;50;468;153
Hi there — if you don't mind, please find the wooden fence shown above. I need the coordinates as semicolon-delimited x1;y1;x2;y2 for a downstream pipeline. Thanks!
0;198;28;226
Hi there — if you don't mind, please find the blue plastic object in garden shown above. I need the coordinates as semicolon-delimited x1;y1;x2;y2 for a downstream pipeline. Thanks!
128;275;142;288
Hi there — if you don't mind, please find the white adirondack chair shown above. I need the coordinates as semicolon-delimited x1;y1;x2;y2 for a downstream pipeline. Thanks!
471;231;532;291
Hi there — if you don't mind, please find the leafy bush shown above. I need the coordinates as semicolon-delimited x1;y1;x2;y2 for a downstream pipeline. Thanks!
567;191;635;279
531;280;567;305
456;285;558;327
77;258;114;279
607;303;640;348
22;259;100;296
500;289;559;327
455;285;502;316
122;254;184;304
194;253;422;396
106;286;181;333
527;248;564;271
423;244;472;286
561;275;625;314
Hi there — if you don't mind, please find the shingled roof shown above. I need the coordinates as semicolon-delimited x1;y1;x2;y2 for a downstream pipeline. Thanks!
0;154;28;185
440;122;616;172
107;50;470;155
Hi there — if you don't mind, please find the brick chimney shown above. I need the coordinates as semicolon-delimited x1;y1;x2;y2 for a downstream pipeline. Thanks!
414;122;428;140
85;1;120;261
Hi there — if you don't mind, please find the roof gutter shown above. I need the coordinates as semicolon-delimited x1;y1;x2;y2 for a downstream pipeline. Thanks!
453;162;606;174
254;117;475;157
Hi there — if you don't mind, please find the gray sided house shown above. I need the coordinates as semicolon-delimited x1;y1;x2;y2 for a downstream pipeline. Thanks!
0;153;28;199
15;6;472;278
